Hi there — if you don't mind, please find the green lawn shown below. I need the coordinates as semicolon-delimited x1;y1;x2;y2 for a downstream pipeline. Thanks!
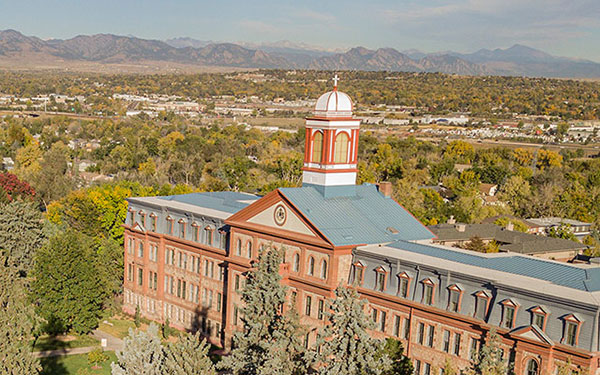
41;351;116;375
97;317;138;339
33;335;99;352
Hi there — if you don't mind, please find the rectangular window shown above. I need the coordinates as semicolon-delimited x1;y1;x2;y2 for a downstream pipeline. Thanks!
402;318;410;340
379;311;387;332
353;265;364;285
177;279;182;298
376;272;386;292
193;226;199;242
208;290;213;308
182;281;186;300
393;316;401;337
318;299;324;320
414;360;421;375
137;268;143;286
235;274;240;291
148;271;152;289
399;278;409;298
372;308;378;323
449;290;460;312
503;306;515;329
426;325;434;347
424;284;433;305
475;296;487;320
305;296;312;316
534;314;545;329
197;257;202;274
128;238;134;255
417;322;425;345
179;222;185;239
453;333;461;356
128;264;133;282
183;253;188;270
138;242;144;258
443;330;450;353
469;338;479;360
217;293;222;312
220;232;226;250
424;363;431;375
204;260;209;277
566;322;577;346
219;265;224;281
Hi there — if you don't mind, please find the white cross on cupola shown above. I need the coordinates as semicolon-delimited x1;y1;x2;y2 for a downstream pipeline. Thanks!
332;74;339;90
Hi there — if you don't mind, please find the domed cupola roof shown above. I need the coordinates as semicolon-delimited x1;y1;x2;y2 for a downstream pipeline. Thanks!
313;75;353;118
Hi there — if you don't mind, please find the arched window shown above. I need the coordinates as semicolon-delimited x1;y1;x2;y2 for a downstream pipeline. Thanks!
236;239;242;256
334;132;349;163
526;359;538;375
246;242;252;258
311;132;323;163
292;253;300;272
308;256;315;276
204;226;213;246
320;260;328;279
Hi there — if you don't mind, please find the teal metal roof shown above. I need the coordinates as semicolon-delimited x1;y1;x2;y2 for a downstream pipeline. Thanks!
388;240;600;292
159;191;260;214
279;184;434;246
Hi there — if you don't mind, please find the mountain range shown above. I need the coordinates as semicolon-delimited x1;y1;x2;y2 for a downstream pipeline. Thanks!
1;29;600;78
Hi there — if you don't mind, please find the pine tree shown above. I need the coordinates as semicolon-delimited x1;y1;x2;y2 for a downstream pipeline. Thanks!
218;245;306;375
0;200;47;275
111;323;164;375
163;332;216;375
316;285;390;375
31;230;109;334
380;338;412;375
134;305;141;328
0;257;42;375
468;329;510;375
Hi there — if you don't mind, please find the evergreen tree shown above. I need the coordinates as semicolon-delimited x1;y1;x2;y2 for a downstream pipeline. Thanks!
0;257;42;375
111;323;164;375
0;200;47;274
316;285;390;375
379;338;412;375
134;305;141;328
31;230;109;334
163;332;216;375
218;245;306;375
468;329;510;375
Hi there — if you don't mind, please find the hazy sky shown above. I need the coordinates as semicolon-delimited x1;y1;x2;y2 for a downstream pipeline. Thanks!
2;0;600;61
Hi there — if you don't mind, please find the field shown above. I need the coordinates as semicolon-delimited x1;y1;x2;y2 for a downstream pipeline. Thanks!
40;351;117;375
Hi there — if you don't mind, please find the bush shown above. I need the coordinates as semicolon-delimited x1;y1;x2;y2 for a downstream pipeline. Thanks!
88;348;109;368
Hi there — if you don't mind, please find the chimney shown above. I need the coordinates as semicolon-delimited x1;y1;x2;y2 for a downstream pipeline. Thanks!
506;221;514;231
378;182;393;198
455;223;466;232
447;215;456;225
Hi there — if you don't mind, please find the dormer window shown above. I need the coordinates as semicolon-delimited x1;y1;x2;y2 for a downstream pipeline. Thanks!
375;267;387;292
139;211;146;227
191;222;200;242
178;219;186;239
352;262;365;286
562;314;583;346
397;272;411;298
311;132;323;163
149;213;157;232
530;306;549;331
474;291;491;320
204;226;213;246
447;284;463;313
422;279;436;305
166;216;174;235
129;209;135;225
500;299;519;329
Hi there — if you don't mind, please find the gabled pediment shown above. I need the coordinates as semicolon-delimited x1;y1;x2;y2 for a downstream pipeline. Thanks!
511;325;553;346
132;222;146;233
226;190;332;247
